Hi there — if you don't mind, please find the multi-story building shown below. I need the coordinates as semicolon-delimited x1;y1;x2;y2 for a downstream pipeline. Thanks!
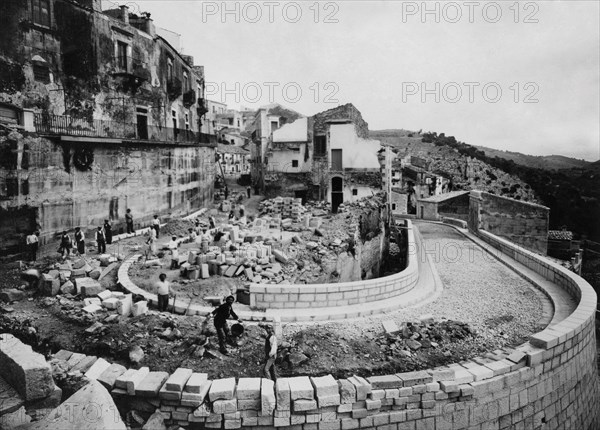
0;0;215;255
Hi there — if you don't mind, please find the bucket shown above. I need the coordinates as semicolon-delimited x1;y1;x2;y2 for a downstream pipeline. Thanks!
231;323;244;337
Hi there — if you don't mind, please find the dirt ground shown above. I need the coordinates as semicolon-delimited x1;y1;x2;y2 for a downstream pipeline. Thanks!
0;176;577;381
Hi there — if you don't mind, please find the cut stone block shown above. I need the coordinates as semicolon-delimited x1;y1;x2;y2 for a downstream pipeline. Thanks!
0;333;54;401
166;368;193;392
213;398;237;414
84;357;111;380
293;399;317;412
317;394;341;408
53;349;73;361
184;373;209;393
41;275;60;296
114;369;138;390
338;379;357;404
97;363;127;390
66;352;86;370
117;294;133;316
209;377;236;401
348;375;371;401
76;277;103;297
237;377;262;400
23;380;126;430
132;301;148;317
288;376;314;400
397;370;432;387
102;297;119;309
0;375;25;416
275;378;291;410
71;355;98;373
82;304;103;313
367;375;403;390
261;378;276;415
97;290;114;301
310;375;339;397
125;367;150;395
382;320;400;335
136;371;169;397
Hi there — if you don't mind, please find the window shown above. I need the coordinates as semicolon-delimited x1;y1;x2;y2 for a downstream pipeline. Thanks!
292;160;298;168
314;135;326;156
270;121;278;132
33;63;50;83
31;0;50;26
183;70;189;91
185;113;190;130
352;189;358;196
392;203;397;210
117;41;128;70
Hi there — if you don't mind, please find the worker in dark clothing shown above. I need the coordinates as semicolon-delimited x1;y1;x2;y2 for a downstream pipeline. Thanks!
209;295;241;355
125;209;134;234
262;324;278;380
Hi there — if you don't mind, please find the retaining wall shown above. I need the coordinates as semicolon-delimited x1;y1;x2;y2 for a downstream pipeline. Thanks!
249;220;418;310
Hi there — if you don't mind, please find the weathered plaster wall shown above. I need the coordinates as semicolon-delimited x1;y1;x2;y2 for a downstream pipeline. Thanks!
0;133;214;254
468;190;549;254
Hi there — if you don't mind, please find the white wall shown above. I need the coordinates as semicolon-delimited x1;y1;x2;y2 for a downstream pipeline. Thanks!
329;124;381;170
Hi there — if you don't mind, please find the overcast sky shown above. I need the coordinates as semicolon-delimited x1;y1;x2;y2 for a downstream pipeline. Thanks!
104;1;600;161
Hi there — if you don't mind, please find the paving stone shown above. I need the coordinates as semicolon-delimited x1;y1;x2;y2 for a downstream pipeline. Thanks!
209;377;236;401
237;377;262;400
275;378;291;410
184;373;209;393
97;363;127;390
262;378;276;415
136;371;169;397
288;376;314;400
165;368;193;391
347;376;371;400
0;333;54;401
84;357;111;380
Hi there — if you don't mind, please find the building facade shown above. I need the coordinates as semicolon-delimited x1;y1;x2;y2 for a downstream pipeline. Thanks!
0;0;215;255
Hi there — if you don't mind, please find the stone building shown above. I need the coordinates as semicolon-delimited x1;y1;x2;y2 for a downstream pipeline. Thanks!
0;0;215;255
416;190;470;221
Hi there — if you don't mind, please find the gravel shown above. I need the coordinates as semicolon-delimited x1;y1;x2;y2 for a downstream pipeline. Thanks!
284;222;547;353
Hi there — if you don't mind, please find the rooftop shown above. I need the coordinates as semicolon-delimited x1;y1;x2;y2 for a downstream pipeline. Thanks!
418;190;470;203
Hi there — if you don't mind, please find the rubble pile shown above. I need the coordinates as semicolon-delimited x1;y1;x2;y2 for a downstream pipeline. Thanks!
258;197;305;221
160;218;198;237
379;318;475;359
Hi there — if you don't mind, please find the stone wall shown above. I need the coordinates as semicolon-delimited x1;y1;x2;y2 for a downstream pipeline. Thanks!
0;133;215;255
249;220;418;310
2;222;598;429
468;190;549;254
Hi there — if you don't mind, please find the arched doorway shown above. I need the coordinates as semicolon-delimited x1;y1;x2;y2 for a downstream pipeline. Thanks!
331;176;343;213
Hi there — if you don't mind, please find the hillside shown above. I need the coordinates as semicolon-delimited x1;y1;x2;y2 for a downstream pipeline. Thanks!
370;130;538;202
473;146;591;171
371;129;600;241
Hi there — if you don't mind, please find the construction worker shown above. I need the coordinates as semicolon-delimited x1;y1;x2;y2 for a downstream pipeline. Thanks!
209;295;241;355
155;273;170;312
262;324;278;380
74;227;85;255
168;236;179;269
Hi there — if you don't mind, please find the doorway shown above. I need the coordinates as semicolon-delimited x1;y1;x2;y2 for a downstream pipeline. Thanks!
331;176;343;213
136;108;148;140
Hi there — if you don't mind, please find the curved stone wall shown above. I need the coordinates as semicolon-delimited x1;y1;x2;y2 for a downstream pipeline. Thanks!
98;223;598;429
249;220;419;310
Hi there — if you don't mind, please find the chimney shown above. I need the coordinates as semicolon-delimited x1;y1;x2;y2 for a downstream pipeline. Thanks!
120;5;129;24
144;16;155;37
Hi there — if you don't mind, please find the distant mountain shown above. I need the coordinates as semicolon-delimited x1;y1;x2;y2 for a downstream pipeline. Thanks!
473;146;591;171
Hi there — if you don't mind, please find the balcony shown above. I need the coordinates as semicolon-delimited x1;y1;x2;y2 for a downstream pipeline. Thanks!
112;56;150;92
33;113;217;147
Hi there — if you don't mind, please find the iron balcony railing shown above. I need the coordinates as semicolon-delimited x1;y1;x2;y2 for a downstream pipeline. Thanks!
33;113;216;146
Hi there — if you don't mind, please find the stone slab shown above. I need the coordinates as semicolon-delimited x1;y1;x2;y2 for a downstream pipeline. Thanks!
261;378;276;415
288;376;314;400
97;363;127;390
184;373;209;393
84;357;111;380
0;333;54;401
165;368;193;392
275;378;291;410
125;367;150;396
208;377;236;401
136;371;169;397
70;355;98;373
237;377;262;400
